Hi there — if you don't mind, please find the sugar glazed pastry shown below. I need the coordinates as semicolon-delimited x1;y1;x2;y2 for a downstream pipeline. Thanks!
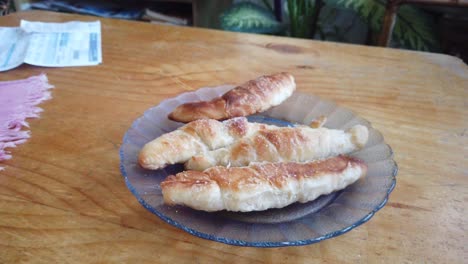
185;125;368;171
138;117;280;170
168;72;296;123
161;156;367;212
141;72;370;213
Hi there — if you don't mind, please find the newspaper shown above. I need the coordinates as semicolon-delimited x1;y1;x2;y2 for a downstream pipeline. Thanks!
0;20;102;72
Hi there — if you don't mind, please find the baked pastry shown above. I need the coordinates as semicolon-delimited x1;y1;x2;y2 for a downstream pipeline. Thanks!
168;72;296;123
138;117;279;170
185;125;368;171
161;155;367;212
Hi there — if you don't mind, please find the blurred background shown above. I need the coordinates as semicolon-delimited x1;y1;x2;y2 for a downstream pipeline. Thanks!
2;0;467;62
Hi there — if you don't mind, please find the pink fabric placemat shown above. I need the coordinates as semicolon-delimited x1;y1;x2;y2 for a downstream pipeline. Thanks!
0;74;54;170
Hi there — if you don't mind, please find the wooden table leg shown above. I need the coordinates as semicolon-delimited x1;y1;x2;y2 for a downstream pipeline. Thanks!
378;0;402;47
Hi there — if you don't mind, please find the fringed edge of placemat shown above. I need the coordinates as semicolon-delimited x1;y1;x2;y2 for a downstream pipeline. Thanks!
0;74;54;170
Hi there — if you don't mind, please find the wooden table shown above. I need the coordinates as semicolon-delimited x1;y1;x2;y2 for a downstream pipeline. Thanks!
1;11;467;263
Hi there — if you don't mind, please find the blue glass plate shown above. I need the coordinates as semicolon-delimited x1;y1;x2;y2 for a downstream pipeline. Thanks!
119;86;397;247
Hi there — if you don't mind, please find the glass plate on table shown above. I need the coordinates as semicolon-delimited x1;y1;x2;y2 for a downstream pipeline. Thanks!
119;85;398;247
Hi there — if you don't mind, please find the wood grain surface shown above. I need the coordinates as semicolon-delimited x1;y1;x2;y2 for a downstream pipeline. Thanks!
0;11;467;263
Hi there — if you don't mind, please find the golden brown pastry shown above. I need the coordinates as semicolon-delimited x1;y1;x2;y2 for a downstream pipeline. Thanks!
185;125;368;171
138;117;279;170
168;72;296;123
161;156;367;212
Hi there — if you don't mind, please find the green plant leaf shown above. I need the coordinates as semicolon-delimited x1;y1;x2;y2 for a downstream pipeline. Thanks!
325;0;384;31
220;2;283;34
261;0;273;11
393;5;439;51
325;0;439;51
286;0;315;38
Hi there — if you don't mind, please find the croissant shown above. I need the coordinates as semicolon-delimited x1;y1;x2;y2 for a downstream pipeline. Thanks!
168;72;296;123
161;155;367;212
185;125;368;171
138;117;279;170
